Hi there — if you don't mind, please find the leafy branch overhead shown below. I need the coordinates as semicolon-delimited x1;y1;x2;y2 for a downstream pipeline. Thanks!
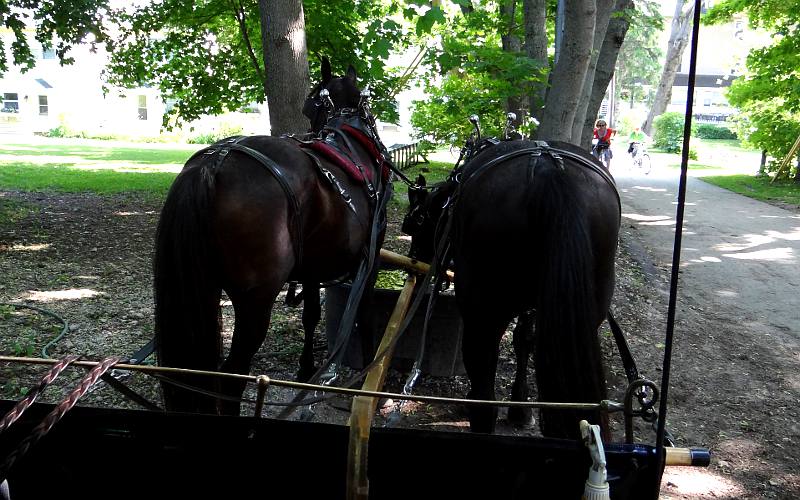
0;0;110;74
104;0;414;129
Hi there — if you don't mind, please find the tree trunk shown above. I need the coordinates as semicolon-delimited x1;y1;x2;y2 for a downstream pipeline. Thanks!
795;155;800;184
501;0;525;129
570;0;615;143
259;0;311;136
757;149;767;177
535;0;596;143
523;0;548;125
580;0;634;148
642;0;694;135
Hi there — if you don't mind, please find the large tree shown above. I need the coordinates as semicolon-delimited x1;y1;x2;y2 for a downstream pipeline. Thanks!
259;0;310;135
580;0;636;146
642;0;694;135
535;0;596;142
410;0;637;146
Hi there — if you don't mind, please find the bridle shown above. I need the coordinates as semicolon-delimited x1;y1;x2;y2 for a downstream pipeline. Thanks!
303;81;422;191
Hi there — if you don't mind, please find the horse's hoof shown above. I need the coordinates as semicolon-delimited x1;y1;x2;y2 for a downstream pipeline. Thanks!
467;407;498;434
507;406;533;427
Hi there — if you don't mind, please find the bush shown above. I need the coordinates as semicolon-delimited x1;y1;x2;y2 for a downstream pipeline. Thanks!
652;112;685;153
694;123;737;140
46;124;72;138
187;124;244;145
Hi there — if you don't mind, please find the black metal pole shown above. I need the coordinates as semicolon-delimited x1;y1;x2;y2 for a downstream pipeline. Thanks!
652;0;703;497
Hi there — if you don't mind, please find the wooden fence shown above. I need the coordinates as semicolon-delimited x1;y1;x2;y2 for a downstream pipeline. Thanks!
387;142;428;170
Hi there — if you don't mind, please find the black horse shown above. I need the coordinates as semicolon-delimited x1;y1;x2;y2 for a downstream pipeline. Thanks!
403;139;620;439
154;58;390;414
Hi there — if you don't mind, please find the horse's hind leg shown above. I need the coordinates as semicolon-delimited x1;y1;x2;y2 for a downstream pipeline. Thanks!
297;283;321;382
217;287;278;415
508;311;535;426
461;310;509;433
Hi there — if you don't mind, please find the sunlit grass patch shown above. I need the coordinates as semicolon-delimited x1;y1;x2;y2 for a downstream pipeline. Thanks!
701;175;800;208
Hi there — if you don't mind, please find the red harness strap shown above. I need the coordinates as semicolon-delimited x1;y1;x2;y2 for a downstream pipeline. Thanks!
305;141;373;183
301;126;390;184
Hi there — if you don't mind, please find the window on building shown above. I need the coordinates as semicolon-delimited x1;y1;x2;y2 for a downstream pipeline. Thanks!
41;46;56;60
2;93;19;113
734;20;744;40
39;95;49;115
137;95;148;120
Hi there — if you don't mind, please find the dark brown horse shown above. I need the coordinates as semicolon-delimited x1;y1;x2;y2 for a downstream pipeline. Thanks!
154;58;390;414
403;139;620;439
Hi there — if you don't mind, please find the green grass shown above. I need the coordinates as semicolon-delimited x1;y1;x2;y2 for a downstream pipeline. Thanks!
0;163;178;198
700;175;800;208
389;159;456;209
2;142;198;164
0;141;197;198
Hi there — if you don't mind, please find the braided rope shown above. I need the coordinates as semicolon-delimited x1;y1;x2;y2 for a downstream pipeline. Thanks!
0;356;122;480
0;355;80;434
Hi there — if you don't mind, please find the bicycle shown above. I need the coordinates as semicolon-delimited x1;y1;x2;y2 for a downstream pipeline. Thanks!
629;141;651;175
591;139;611;169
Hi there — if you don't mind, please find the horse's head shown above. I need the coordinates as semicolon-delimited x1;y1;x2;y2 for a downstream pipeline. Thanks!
304;57;362;134
402;174;454;264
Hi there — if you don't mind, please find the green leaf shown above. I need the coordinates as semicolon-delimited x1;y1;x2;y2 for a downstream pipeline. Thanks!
416;7;445;36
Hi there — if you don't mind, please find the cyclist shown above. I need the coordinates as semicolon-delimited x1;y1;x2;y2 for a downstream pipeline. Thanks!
627;126;648;156
592;119;616;169
626;126;651;174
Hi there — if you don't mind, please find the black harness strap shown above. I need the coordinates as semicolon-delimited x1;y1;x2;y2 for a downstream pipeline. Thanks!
459;143;620;212
300;148;357;214
607;311;641;383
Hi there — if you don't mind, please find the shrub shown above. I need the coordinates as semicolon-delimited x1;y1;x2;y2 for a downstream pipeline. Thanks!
46;124;71;138
693;123;737;140
187;124;244;144
652;112;685;153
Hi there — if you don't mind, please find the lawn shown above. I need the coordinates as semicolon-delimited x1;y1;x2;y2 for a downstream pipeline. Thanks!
0;137;455;208
658;138;763;175
652;138;799;209
700;175;800;208
0;139;198;198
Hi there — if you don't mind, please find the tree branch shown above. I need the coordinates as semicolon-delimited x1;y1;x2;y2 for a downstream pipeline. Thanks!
230;0;264;82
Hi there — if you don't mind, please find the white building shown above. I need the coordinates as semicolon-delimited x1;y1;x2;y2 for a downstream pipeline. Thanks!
0;28;168;137
0;27;269;139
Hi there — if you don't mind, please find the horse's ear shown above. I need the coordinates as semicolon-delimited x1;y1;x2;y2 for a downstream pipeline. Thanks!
346;64;357;84
321;57;332;84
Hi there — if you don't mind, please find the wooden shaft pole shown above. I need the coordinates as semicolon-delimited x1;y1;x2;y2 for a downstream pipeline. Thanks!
346;274;417;500
379;248;454;281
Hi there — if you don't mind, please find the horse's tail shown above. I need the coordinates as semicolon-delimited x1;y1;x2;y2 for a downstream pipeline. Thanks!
529;159;607;439
154;165;221;413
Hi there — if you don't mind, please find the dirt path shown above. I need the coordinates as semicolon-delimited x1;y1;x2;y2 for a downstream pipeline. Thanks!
613;157;800;499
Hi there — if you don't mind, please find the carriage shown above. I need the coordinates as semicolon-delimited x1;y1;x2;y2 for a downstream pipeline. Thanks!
1;8;712;498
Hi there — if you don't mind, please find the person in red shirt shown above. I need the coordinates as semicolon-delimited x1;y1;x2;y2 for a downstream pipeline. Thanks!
592;119;616;169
